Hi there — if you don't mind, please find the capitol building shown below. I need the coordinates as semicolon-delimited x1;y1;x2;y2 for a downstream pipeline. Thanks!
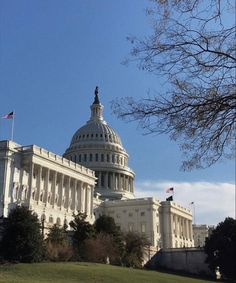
0;88;194;250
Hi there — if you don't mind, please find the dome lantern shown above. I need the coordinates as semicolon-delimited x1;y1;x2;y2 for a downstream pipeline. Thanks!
89;86;104;123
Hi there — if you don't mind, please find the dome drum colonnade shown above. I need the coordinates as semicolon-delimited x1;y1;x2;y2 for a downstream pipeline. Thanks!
64;87;135;200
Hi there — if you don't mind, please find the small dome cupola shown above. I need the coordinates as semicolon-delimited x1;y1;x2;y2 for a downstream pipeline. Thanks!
89;86;105;123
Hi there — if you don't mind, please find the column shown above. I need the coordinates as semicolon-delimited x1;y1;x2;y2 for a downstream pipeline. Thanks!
125;176;128;191
185;220;187;239
105;172;108;189
59;174;64;209
51;171;57;207
189;220;193;240
131;179;134;193
43;168;49;205
186;220;189;240
80;182;85;213
90;186;94;217
77;181;82;212
98;172;101;187
112;173;115;190
36;165;42;202
118;174;121;191
128;177;131;192
86;185;91;216
66;177;71;210
28;162;34;202
73;179;77;211
175;215;178;236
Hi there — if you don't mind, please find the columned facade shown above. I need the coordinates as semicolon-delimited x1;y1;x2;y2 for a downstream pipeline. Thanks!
159;201;194;248
0;140;96;228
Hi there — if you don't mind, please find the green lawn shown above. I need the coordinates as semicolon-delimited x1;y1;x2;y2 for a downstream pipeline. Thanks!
0;262;216;283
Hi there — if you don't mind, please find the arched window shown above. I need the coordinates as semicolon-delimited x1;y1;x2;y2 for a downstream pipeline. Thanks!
40;192;43;202
101;173;105;187
89;154;93;162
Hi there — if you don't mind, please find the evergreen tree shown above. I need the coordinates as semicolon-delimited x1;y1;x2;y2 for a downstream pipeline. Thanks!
123;232;150;268
0;206;44;262
95;215;120;236
69;212;95;258
47;224;67;245
94;215;125;264
46;224;73;262
205;217;236;280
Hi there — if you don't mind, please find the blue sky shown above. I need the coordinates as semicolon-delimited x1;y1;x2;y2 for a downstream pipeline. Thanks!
0;1;235;225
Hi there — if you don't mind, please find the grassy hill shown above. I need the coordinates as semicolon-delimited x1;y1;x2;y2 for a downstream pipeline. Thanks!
0;262;216;283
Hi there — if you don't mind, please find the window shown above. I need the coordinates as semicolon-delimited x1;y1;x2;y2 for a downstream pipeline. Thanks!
89;154;93;162
141;212;145;217
79;154;81;162
101;154;104;162
74;155;77;163
107;154;110;162
95;154;98;162
128;212;133;217
141;223;146;233
128;223;134;232
83;154;87;162
112;155;115;163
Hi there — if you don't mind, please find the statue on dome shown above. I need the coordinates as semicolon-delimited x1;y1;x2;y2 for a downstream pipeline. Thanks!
93;86;100;104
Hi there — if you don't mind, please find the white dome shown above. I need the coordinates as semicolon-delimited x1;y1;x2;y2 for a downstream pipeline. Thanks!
70;121;122;147
64;87;134;200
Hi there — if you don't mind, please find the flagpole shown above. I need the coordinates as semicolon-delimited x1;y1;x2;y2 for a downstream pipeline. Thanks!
11;111;15;141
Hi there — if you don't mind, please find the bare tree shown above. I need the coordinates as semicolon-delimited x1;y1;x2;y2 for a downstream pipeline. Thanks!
112;0;236;170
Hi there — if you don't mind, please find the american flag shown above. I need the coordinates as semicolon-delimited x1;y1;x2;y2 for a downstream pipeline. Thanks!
166;187;174;193
2;111;14;119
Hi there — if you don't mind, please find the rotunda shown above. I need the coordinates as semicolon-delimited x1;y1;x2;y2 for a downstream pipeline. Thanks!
63;87;135;200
